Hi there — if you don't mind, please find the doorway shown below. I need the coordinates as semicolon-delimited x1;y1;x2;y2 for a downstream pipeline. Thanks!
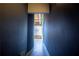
31;14;44;55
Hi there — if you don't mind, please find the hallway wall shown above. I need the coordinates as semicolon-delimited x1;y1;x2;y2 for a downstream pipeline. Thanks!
1;4;28;56
27;14;34;53
0;5;3;55
43;4;79;56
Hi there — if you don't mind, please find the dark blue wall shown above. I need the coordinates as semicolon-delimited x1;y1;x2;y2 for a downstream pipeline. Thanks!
1;4;28;56
44;4;79;56
27;14;34;53
0;4;4;55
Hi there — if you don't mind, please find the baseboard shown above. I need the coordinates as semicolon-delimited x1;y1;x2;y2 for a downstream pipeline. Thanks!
26;48;33;56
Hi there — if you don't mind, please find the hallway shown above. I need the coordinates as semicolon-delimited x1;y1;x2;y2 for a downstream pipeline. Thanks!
1;3;79;56
28;39;49;56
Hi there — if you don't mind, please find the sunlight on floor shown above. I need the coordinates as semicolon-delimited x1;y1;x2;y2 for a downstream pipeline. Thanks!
31;39;49;56
31;39;43;56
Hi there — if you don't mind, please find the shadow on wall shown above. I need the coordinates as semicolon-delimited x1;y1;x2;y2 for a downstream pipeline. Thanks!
43;4;79;56
1;4;28;56
27;14;34;53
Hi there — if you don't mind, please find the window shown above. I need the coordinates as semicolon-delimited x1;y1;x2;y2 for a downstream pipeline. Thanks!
34;14;44;39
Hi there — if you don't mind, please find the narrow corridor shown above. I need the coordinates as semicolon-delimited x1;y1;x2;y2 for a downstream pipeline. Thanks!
28;13;49;56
